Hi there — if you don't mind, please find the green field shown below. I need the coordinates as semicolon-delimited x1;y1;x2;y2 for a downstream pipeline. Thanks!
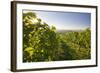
23;12;91;62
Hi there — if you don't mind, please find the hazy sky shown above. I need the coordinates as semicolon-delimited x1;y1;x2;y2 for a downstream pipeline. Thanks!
24;10;91;30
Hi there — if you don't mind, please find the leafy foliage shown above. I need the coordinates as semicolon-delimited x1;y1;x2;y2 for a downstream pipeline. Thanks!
23;12;91;62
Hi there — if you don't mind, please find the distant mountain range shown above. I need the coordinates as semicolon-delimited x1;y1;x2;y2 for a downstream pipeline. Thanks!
56;27;90;33
56;29;82;33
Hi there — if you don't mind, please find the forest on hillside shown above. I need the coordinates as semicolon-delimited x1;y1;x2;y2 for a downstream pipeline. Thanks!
23;12;91;62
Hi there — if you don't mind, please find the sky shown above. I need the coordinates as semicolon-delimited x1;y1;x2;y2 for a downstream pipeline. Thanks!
23;10;91;30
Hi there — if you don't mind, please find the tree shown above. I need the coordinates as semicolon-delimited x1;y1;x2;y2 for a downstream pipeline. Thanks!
23;12;59;62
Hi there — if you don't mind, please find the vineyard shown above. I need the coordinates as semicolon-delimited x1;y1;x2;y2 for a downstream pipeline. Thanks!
23;12;91;62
